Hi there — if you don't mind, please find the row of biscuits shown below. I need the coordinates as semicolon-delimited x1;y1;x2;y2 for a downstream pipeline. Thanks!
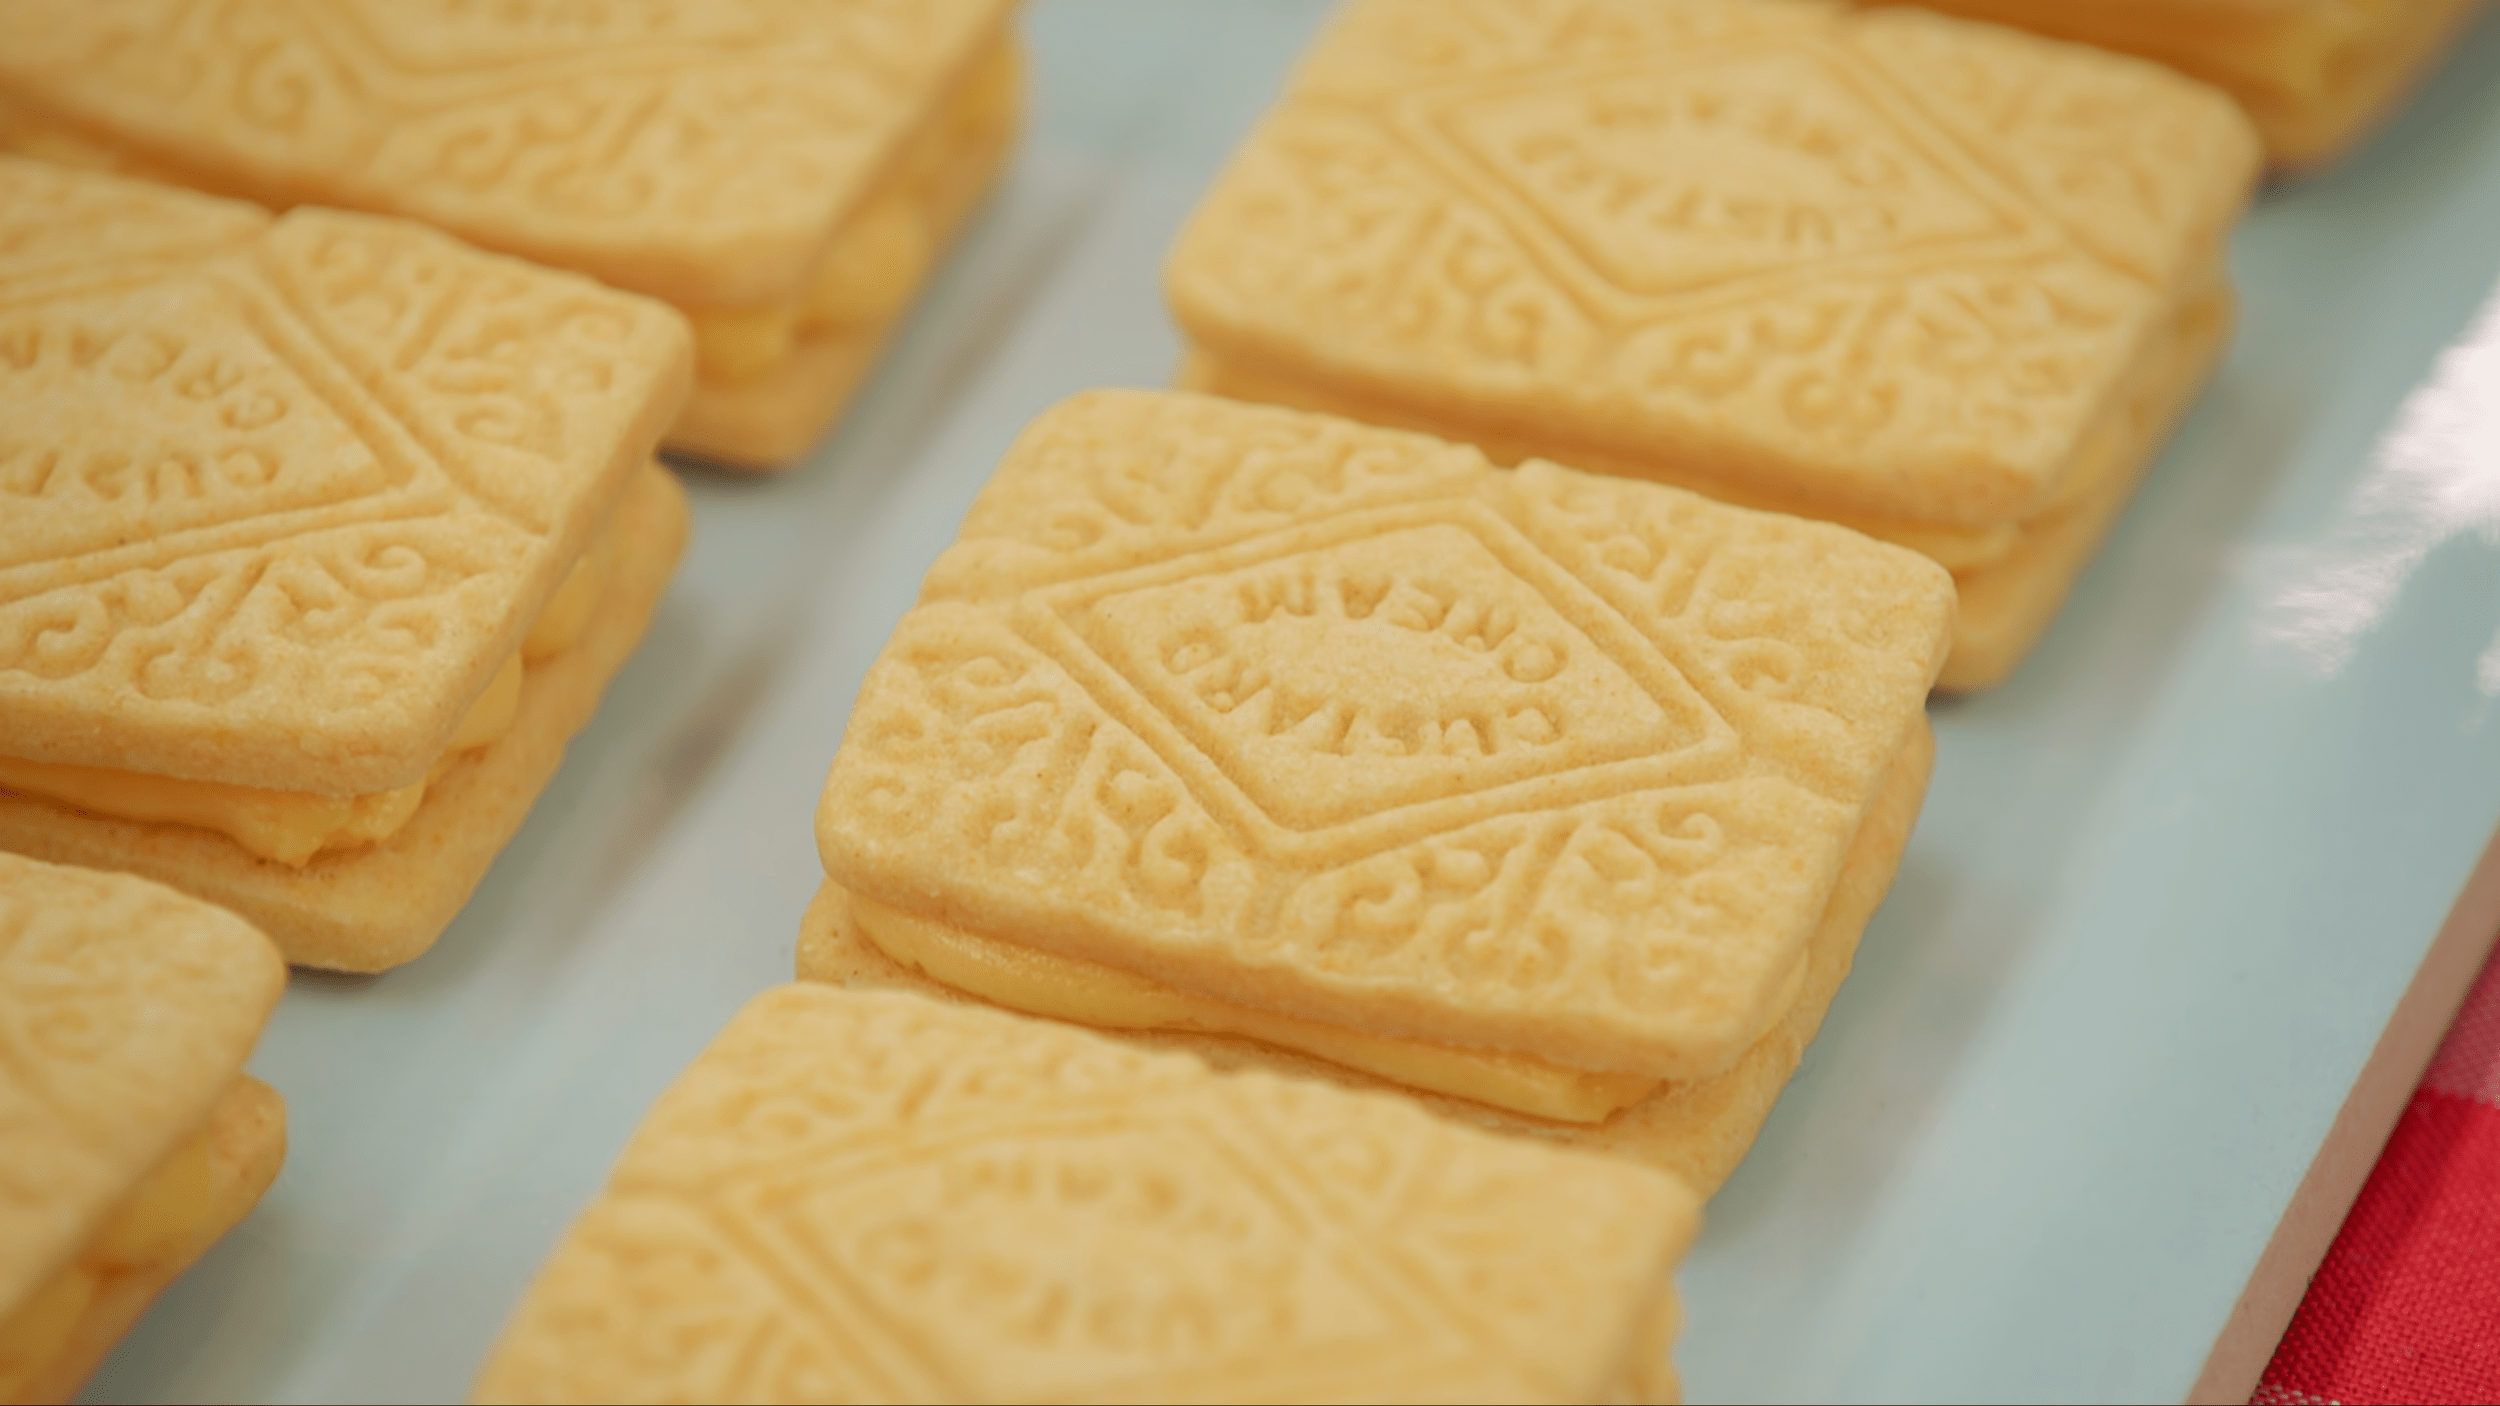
3;0;2490;1401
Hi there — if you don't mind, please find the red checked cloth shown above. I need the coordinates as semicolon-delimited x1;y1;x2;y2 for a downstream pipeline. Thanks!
2254;943;2500;1404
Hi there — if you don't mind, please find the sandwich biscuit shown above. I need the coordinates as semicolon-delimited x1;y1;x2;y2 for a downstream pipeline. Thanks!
0;158;692;972
0;855;286;1406
0;0;1024;468
1165;0;2260;688
810;390;1951;1190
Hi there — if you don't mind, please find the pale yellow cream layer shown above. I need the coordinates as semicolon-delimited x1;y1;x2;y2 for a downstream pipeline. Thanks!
523;521;616;664
685;33;1018;383
851;894;1660;1124
0;1123;215;1400
0;509;620;866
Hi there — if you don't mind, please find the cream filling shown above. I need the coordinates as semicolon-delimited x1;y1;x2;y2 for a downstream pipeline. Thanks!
0;1120;215;1401
852;891;1660;1125
0;516;620;865
684;33;1020;384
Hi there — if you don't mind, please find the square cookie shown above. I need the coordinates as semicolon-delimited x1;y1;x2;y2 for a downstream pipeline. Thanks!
1165;0;2260;688
0;158;691;971
816;390;1953;1088
0;0;1024;468
1862;0;2491;171
475;984;1700;1404
0;855;288;1405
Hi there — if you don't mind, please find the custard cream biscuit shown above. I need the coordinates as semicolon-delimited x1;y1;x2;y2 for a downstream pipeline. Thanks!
475;984;1701;1404
814;391;1951;1147
803;710;1925;1196
1165;0;2260;689
0;158;692;972
0;0;1024;469
0;855;287;1406
1854;0;2490;171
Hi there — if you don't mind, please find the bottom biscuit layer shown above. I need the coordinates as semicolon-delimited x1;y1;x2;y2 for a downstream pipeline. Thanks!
7;1075;284;1406
802;717;1932;1197
0;463;690;973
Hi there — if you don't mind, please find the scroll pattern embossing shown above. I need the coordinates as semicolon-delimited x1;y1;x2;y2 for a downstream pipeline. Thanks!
1168;0;2255;522
820;393;1952;1074
836;606;1260;939
478;987;1690;1402
0;0;1018;302
0;161;685;792
930;391;1484;601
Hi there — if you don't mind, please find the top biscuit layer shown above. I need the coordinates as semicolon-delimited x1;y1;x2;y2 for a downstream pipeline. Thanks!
0;853;285;1315
0;0;1019;308
475;984;1697;1404
0;157;689;793
817;390;1954;1080
1165;0;2259;529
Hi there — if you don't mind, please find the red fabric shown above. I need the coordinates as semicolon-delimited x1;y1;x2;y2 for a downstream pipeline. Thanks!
2256;947;2500;1405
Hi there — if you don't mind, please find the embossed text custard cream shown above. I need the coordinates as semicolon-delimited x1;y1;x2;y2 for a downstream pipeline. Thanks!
476;985;1704;1405
0;855;287;1406
1850;0;2489;171
0;159;691;973
0;0;1024;468
805;391;1953;1195
1165;0;2263;689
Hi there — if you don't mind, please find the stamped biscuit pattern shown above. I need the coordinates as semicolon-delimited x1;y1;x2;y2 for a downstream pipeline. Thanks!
0;0;1018;305
1168;0;2257;524
478;986;1690;1402
0;159;687;793
0;854;284;1312
822;392;1952;1075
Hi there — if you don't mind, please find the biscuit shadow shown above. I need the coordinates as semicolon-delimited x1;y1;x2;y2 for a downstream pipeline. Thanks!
1693;334;2346;1252
1699;852;1991;1240
404;593;743;993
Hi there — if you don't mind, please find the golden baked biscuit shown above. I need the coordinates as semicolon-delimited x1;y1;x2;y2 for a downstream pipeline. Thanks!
1165;0;2261;689
811;390;1950;1184
474;984;1701;1404
1858;0;2489;171
0;0;1023;469
0;855;287;1406
0;158;692;972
